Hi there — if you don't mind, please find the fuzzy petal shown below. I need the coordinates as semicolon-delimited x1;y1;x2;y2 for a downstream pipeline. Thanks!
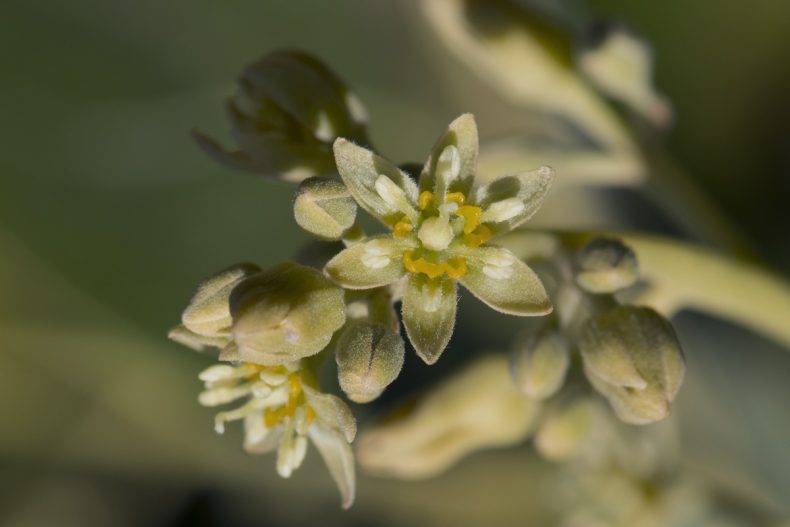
402;275;457;364
457;246;552;316
473;166;554;236
308;424;356;509
324;236;413;289
333;139;419;226
419;113;479;197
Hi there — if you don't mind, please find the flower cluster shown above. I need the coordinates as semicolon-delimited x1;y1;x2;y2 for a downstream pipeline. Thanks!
170;262;357;508
325;114;555;362
171;48;688;510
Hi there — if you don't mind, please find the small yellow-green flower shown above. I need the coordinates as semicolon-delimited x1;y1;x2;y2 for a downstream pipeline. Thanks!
199;360;357;509
325;114;554;363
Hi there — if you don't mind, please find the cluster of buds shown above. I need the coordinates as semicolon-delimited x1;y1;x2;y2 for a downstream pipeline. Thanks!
507;235;685;463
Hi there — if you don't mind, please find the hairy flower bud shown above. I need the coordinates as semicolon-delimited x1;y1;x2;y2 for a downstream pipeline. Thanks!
181;263;261;337
230;263;346;365
510;328;569;399
579;25;673;127
194;50;370;182
336;321;405;403
535;399;603;461
574;236;638;294
579;306;685;424
294;177;358;240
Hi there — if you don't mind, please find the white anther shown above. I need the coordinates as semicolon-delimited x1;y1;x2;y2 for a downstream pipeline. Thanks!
422;283;443;313
482;251;515;280
482;198;526;223
436;145;461;184
362;240;391;269
259;369;288;386
375;175;407;208
198;385;252;407
199;364;257;383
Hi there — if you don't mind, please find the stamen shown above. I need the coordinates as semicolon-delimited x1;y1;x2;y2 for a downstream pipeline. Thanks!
482;251;515;280
375;175;417;221
436;145;461;186
422;281;442;313
482;198;526;223
361;240;391;269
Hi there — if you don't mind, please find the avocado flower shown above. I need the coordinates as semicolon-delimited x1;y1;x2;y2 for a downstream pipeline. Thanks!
325;114;554;363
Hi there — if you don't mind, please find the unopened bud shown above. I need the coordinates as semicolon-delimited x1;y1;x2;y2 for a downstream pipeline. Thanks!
575;236;638;294
194;50;370;182
510;329;569;399
294;177;357;240
336;322;405;403
579;306;685;424
580;25;673;127
230;263;346;365
181;263;261;337
535;399;602;461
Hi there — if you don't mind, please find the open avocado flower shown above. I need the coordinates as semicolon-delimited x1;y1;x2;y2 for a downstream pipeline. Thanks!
325;114;555;364
200;360;357;509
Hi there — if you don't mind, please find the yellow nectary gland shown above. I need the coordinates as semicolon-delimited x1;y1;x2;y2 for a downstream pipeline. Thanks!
463;225;493;248
393;217;413;238
263;371;315;428
403;251;467;279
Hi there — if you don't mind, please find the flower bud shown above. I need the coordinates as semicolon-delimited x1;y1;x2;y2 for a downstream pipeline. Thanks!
509;329;569;399
579;24;673;127
574;236;638;294
230;263;346;365
535;399;603;461
181;263;261;337
336;321;405;403
579;306;685;424
294;177;358;240
193;50;370;182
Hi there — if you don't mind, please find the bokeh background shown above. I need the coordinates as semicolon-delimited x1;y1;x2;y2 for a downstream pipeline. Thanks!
1;0;789;525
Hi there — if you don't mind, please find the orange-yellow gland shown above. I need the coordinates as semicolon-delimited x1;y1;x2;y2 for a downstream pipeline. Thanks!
456;205;482;234
264;373;305;427
445;192;465;206
403;251;467;279
463;225;493;248
393;217;413;238
418;191;434;210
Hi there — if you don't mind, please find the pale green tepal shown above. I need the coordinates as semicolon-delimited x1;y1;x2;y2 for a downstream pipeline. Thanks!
229;262;347;366
168;263;262;353
579;306;685;424
325;114;555;364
